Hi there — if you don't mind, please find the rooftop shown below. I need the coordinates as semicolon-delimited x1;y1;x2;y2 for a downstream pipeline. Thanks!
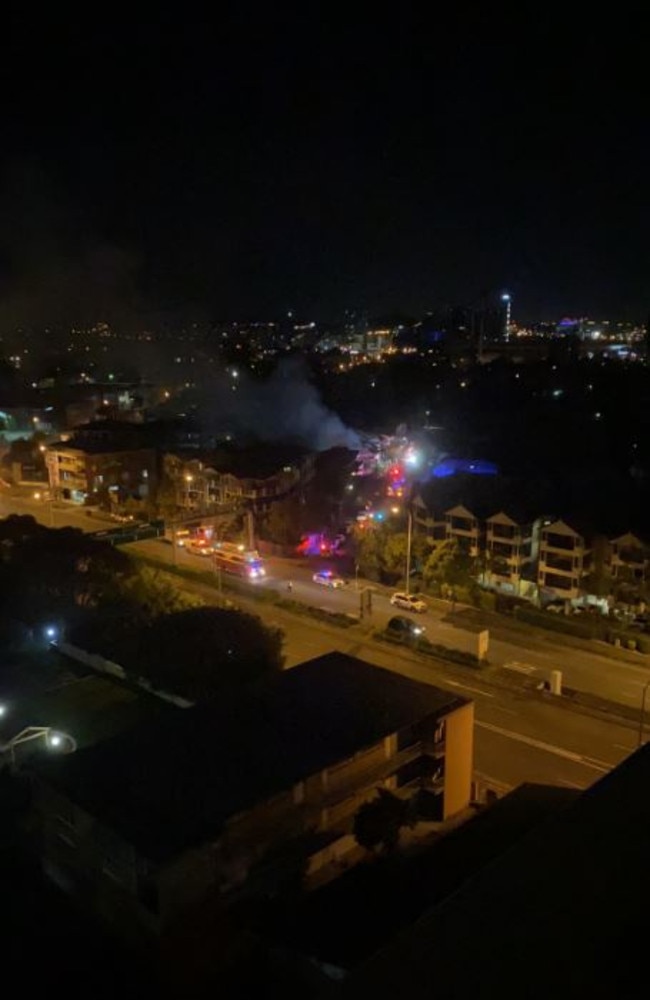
348;744;650;999
36;652;466;863
259;783;577;971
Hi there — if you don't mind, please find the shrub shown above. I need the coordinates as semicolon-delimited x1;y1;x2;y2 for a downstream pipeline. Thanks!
515;607;599;640
635;635;650;655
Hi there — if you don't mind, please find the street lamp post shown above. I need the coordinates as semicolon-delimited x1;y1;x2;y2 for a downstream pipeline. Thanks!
638;679;650;747
405;508;413;594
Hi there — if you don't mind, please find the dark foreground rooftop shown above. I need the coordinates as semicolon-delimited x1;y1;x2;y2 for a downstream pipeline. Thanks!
346;743;650;1000
36;652;466;863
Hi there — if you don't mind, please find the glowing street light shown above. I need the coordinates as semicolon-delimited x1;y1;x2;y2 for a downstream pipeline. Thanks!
501;292;512;341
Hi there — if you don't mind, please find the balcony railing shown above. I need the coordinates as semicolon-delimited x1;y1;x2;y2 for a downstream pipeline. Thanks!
320;745;429;807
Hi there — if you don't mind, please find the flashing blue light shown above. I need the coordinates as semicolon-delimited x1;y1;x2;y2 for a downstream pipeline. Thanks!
432;459;498;479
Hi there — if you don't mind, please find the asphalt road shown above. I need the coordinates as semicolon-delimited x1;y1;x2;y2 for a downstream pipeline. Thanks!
0;492;115;533
128;539;638;792
0;505;639;793
134;538;650;713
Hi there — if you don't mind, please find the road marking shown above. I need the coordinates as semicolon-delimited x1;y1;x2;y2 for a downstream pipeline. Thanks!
446;680;495;698
492;705;518;715
613;743;635;752
475;719;612;772
503;661;537;675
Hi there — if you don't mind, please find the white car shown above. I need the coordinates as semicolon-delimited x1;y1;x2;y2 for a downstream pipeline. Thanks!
390;592;428;613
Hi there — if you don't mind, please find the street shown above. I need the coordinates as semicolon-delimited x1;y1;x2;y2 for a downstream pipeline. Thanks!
0;496;642;794
133;537;650;714
127;538;639;792
0;491;115;533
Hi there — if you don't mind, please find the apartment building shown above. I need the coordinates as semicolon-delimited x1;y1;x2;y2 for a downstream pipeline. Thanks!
163;446;315;512
484;512;531;593
31;653;473;948
46;441;157;504
537;519;591;601
607;532;648;584
444;504;481;557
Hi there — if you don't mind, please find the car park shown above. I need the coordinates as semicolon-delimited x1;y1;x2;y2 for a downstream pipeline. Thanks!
313;570;346;588
390;592;427;613
387;615;425;637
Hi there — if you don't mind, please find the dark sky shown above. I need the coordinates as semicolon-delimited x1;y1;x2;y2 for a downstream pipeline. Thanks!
1;8;648;327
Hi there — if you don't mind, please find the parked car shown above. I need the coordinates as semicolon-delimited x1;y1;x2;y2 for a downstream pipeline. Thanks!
545;602;566;614
390;592;428;613
313;570;346;588
387;615;425;638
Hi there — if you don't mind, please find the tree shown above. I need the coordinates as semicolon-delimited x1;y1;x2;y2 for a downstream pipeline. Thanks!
353;788;410;853
128;606;284;701
423;537;476;593
0;516;133;626
264;496;305;547
354;523;387;580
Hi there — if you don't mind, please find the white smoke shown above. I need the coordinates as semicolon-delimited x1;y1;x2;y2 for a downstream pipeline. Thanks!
202;358;360;451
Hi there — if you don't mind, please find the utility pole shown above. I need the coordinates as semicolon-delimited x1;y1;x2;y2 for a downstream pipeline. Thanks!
246;509;255;550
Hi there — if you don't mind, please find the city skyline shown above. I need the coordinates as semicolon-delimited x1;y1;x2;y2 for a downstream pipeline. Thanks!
2;11;648;330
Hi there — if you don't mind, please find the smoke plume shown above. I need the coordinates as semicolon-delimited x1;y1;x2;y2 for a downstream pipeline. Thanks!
201;358;360;451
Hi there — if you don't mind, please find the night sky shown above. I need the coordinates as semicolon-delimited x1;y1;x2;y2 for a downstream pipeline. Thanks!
2;9;648;326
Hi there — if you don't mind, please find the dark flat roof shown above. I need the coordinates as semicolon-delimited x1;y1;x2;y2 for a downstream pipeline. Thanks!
348;744;650;999
36;653;466;863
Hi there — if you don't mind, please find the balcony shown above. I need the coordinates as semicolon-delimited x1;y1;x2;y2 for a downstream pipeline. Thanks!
541;533;582;553
320;745;429;808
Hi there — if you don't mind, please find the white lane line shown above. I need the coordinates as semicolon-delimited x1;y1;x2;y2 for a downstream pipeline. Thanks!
504;661;537;675
613;743;635;752
446;680;495;698
475;719;612;772
492;705;518;715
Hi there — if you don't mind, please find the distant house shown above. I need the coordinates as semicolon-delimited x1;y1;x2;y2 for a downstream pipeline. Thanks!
31;653;474;947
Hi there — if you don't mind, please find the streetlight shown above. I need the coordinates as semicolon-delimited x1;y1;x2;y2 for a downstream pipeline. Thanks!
1;726;77;768
638;679;650;747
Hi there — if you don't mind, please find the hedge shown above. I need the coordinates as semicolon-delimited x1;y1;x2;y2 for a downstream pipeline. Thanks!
515;607;600;639
378;629;483;668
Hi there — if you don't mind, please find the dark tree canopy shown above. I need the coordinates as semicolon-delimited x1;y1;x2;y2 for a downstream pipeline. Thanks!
127;606;284;701
0;515;133;625
354;789;410;853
